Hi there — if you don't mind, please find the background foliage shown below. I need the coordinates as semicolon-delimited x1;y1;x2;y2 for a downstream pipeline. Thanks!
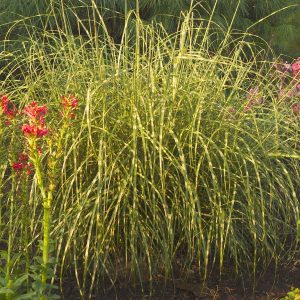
0;0;299;57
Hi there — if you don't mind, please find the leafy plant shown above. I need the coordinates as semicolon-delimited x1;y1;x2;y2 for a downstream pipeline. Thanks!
281;288;300;300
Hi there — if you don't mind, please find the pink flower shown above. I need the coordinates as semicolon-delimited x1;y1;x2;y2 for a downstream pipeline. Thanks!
244;86;264;112
244;103;253;112
292;58;300;78
271;60;292;75
247;87;264;105
227;107;236;114
291;103;300;115
278;88;295;100
283;63;292;73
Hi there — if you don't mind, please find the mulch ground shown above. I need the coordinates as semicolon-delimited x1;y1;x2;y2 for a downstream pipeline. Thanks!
62;259;300;299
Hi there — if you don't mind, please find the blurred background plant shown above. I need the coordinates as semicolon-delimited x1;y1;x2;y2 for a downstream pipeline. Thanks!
0;0;299;57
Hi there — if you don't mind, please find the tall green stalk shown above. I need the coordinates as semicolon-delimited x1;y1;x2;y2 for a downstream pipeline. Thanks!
32;146;49;287
5;177;15;300
21;174;29;290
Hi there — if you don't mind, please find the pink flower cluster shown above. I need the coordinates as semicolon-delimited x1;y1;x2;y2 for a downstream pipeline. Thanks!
272;57;300;115
12;153;32;175
272;57;300;80
226;57;300;118
21;101;49;138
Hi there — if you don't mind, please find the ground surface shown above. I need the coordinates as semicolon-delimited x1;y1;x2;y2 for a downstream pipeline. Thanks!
62;258;300;299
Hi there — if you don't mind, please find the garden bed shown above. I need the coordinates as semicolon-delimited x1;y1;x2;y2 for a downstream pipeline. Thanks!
62;258;300;299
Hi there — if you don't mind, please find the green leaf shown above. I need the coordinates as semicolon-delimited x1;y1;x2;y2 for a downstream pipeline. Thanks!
0;287;14;295
11;274;28;289
14;292;37;300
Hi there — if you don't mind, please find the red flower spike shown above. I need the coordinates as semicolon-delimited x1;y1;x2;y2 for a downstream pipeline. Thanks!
19;153;29;162
62;95;79;118
22;124;35;136
23;101;48;123
36;127;49;137
22;101;49;138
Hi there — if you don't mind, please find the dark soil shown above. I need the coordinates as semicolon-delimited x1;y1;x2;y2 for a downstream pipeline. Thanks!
62;259;300;299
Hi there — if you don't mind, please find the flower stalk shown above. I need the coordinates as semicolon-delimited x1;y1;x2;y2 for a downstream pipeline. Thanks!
20;96;78;297
2;94;79;298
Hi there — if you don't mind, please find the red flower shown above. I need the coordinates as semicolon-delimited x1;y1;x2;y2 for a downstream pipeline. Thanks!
22;101;49;138
62;95;78;118
23;101;48;126
22;124;49;138
22;124;35;135
12;153;32;175
1;95;18;123
19;153;29;162
12;162;23;172
36;127;49;137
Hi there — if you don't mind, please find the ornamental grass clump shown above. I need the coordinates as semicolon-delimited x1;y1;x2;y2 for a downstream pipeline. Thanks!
0;4;299;299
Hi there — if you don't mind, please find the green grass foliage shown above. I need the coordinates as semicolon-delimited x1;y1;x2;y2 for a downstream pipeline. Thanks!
0;4;300;298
